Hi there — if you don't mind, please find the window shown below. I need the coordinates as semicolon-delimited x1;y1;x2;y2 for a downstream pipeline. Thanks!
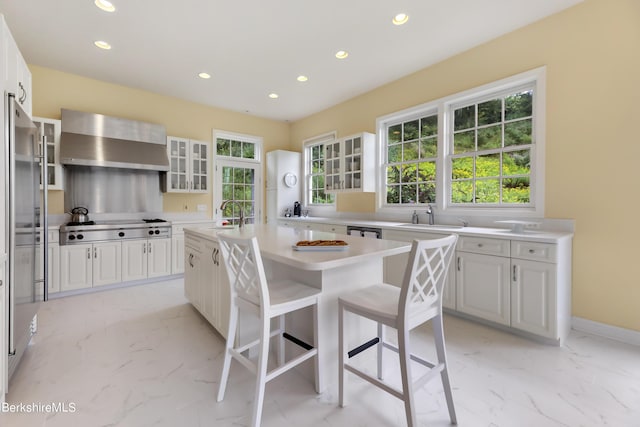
450;86;534;205
216;135;257;160
303;132;336;206
377;67;545;216
213;130;262;225
384;112;438;205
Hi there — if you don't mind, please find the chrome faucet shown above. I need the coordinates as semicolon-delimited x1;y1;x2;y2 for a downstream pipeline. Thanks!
426;204;435;225
220;200;244;229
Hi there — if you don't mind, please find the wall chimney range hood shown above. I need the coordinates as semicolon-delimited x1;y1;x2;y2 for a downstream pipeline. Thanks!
60;109;169;171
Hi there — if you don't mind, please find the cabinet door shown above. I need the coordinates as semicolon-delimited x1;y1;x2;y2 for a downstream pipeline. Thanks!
184;248;201;309
190;141;209;193
342;136;362;191
148;238;171;278
33;118;63;190
122;239;148;282
202;242;218;324
511;259;557;338
16;50;32;116
456;252;510;325
93;242;122;287
172;234;185;274
325;140;342;192
60;244;92;291
167;136;190;192
216;245;231;339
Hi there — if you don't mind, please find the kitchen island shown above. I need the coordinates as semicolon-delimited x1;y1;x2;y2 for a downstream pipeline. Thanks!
183;224;411;393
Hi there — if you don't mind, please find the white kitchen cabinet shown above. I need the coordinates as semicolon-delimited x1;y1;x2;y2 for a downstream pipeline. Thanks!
201;240;230;338
184;233;232;339
33;117;63;190
3;21;32;116
60;244;92;291
172;234;185;274
166;137;209;193
510;241;558;339
184;238;202;310
122;238;171;282
92;242;122;287
383;228;457;310
171;222;216;274
61;242;122;290
148;238;172;278
325;132;375;193
456;252;511;325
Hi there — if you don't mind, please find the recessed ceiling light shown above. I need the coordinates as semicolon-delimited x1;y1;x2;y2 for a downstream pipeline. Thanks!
268;93;279;99
198;72;211;79
392;13;409;25
297;75;308;82
335;50;349;59
95;0;116;12
94;40;112;50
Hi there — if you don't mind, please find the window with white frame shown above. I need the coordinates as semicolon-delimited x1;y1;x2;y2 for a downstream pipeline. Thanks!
214;130;263;225
303;132;336;206
377;67;545;216
450;85;534;205
384;112;438;205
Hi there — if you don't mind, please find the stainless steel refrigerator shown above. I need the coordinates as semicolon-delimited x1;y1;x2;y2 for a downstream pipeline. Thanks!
5;92;45;380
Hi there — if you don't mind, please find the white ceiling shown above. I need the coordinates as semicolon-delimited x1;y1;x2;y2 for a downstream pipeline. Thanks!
0;0;582;122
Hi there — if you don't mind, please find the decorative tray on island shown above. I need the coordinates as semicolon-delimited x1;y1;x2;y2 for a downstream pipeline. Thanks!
292;240;350;251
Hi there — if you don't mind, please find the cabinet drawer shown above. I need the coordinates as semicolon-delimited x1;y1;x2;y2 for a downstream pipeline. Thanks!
458;236;510;257
511;241;557;263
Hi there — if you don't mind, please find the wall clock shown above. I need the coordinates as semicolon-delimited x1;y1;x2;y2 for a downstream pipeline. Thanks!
283;172;298;188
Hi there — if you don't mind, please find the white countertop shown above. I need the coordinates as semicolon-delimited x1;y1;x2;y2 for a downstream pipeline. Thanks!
278;216;573;243
184;225;410;271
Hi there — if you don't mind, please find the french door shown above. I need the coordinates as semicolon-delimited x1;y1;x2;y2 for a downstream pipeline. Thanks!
214;159;262;225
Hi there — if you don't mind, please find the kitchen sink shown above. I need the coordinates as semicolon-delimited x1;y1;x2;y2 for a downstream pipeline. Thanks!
397;223;464;230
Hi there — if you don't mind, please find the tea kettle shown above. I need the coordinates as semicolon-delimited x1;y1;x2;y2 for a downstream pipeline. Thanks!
68;206;90;223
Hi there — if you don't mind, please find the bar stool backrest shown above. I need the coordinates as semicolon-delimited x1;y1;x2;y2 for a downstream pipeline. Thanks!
218;234;270;312
399;234;458;328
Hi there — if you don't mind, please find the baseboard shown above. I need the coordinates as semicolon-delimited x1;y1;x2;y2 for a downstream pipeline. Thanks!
572;317;640;346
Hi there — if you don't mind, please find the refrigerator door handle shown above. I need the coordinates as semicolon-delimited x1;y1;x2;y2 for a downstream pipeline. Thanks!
37;134;49;301
6;93;17;356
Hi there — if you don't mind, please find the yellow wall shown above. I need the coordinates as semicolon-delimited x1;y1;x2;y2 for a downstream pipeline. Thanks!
291;0;640;332
31;66;291;217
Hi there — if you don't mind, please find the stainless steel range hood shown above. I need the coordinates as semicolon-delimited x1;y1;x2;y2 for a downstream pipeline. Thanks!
60;109;169;171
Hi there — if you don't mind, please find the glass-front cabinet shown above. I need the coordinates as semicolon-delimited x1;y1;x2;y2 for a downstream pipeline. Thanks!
166;136;208;193
325;132;374;193
33;117;63;190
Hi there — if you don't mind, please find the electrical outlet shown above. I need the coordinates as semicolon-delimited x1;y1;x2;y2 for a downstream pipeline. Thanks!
524;222;541;230
197;204;206;212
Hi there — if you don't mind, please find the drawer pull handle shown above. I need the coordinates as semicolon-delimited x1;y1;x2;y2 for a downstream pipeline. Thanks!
513;265;518;281
477;243;483;248
529;249;535;254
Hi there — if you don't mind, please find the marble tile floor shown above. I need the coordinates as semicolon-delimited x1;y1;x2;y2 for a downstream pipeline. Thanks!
1;279;639;427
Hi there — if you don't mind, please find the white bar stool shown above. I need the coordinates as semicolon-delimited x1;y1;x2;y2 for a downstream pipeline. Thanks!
338;234;458;427
216;233;322;427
